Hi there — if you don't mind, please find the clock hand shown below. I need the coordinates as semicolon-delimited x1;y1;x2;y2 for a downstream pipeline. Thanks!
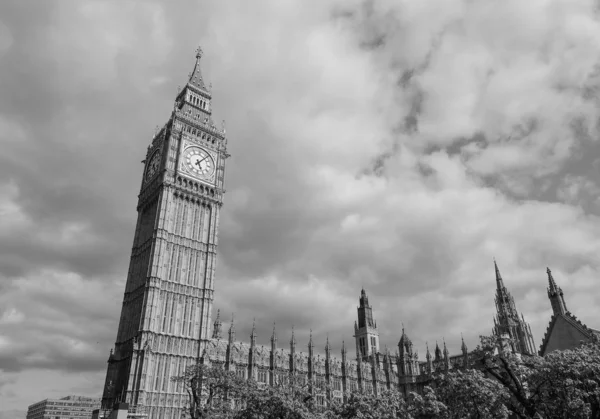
194;156;209;167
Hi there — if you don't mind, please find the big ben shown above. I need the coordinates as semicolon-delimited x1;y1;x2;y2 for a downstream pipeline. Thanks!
101;48;229;419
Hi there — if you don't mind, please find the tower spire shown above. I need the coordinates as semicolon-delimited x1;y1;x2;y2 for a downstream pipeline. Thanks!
546;267;568;316
494;258;505;289
188;46;209;92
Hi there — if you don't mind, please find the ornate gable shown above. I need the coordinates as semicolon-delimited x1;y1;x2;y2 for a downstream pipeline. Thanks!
539;312;598;356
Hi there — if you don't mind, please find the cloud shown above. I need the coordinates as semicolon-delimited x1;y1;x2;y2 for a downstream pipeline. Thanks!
1;0;600;416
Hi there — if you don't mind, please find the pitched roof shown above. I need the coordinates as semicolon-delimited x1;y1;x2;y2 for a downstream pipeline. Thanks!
538;311;597;356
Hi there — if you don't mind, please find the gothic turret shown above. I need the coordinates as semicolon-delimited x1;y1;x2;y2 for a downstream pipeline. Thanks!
271;323;277;352
425;343;433;374
461;335;469;368
250;319;257;347
228;314;236;344
354;289;380;359
290;325;297;373
434;341;442;362
443;339;450;371
492;259;536;355
547;267;568;316
212;309;222;339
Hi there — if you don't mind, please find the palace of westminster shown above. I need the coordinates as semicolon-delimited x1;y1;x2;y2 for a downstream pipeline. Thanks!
100;49;600;419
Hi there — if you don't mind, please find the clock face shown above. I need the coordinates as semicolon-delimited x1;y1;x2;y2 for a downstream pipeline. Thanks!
183;146;215;179
146;151;161;180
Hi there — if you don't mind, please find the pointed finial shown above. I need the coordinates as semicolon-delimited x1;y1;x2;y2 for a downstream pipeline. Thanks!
196;46;203;59
547;267;559;291
222;119;226;134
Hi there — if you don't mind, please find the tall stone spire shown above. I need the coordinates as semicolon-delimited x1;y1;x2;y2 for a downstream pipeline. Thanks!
547;267;568;316
492;260;536;356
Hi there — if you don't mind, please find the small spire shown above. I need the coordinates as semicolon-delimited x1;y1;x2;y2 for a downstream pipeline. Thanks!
341;339;347;354
271;322;277;343
325;333;330;350
461;333;468;353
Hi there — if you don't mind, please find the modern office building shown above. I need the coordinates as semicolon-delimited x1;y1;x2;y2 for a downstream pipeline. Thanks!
26;395;100;419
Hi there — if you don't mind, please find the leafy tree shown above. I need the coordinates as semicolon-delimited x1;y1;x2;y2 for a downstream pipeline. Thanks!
172;363;253;419
328;387;446;419
527;341;600;419
472;335;600;419
407;387;448;419
328;389;410;419
234;374;320;419
433;369;510;419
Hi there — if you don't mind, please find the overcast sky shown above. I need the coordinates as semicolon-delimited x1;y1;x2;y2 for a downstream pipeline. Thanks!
2;0;600;416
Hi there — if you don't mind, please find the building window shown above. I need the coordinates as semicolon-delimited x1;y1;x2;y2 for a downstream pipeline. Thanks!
333;379;341;391
257;370;267;383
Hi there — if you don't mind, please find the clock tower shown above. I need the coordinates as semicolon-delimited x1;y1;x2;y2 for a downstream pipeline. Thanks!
101;48;229;419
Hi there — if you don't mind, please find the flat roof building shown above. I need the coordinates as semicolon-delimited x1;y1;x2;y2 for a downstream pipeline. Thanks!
26;395;101;419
